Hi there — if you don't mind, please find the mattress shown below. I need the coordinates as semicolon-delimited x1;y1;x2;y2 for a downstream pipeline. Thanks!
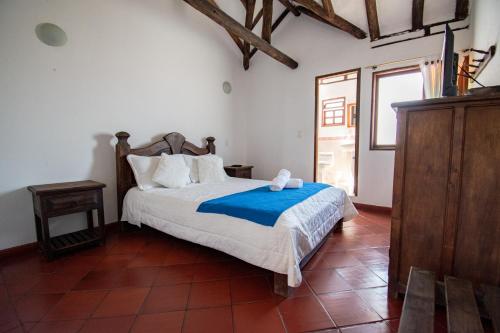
122;177;358;287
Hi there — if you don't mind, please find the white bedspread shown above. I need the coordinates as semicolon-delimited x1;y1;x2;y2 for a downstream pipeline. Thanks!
122;177;358;287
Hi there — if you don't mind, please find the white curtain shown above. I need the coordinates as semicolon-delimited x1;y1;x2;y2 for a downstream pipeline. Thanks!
419;60;442;98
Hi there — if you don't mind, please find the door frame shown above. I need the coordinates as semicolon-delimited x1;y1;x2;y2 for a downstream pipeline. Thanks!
314;68;361;196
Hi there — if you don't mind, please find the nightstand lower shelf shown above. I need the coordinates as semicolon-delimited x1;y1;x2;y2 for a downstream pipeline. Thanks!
49;229;103;253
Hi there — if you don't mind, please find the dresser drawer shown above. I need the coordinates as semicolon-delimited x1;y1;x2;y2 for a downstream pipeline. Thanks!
44;190;100;216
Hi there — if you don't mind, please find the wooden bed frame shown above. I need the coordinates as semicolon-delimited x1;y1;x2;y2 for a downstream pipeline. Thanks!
115;131;343;297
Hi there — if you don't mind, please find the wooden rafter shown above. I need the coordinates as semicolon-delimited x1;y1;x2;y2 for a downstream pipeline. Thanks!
243;0;256;69
455;0;469;20
207;0;243;52
412;0;424;31
293;0;367;39
250;9;291;58
322;0;334;17
278;0;300;16
184;0;298;69
262;0;273;43
364;0;380;41
252;8;264;29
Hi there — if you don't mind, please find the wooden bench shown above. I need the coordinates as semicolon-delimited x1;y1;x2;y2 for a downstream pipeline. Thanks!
398;267;499;333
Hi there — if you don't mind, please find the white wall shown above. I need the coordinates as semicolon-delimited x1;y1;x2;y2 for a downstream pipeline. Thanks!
239;15;471;207
0;0;247;250
470;0;500;87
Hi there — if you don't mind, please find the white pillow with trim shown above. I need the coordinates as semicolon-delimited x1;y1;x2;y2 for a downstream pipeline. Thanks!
152;153;191;188
126;154;161;191
197;155;227;184
183;154;200;183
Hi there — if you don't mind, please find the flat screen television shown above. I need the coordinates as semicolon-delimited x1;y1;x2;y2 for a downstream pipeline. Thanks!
441;24;458;96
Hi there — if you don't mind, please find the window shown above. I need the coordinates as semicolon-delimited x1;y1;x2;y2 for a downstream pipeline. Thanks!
347;103;357;127
371;66;423;150
322;97;345;126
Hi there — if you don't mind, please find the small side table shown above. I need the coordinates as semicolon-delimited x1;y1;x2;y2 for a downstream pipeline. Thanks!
27;180;106;260
224;165;253;179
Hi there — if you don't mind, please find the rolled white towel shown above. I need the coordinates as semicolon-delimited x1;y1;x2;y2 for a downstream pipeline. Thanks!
270;169;291;192
285;178;303;189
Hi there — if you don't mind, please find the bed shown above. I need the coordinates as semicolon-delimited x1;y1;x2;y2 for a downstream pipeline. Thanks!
115;131;357;296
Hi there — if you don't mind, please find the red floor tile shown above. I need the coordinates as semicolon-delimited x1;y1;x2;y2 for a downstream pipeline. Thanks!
0;208;395;332
154;265;195;286
340;322;392;333
14;293;63;322
278;295;335;332
131;311;184;333
287;280;313;298
319;291;382;327
163;246;199;266
30;272;86;294
73;270;120;290
351;248;389;266
128;253;166;268
53;256;101;274
93;254;135;271
305;251;364;270
336;266;387;289
366;264;389;283
304;269;352;294
192;262;231;282
183;306;233;333
92;287;149;318
0;305;21;332
355;287;403;319
31;320;85;333
188;280;231;309
230;276;272;303
43;290;108;321
233;300;286;333
79;316;135;333
227;260;267;278
141;284;190;313
107;238;147;255
113;266;160;288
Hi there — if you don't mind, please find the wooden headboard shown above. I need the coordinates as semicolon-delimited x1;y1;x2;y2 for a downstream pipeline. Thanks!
115;131;215;218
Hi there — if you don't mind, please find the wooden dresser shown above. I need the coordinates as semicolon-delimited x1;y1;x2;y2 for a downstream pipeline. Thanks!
389;93;500;296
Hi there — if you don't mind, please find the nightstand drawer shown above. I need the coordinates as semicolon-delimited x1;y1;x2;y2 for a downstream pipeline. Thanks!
44;190;99;215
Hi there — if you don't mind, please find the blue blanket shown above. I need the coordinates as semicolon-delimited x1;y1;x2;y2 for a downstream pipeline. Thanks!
196;183;331;227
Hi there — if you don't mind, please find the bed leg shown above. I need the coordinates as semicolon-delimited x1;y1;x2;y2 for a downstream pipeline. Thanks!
273;273;289;297
333;218;344;233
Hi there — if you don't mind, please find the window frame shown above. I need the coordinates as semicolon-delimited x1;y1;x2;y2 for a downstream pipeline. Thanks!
370;65;422;150
322;97;346;127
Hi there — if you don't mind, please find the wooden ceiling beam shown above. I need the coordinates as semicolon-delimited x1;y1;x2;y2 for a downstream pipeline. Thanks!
322;0;334;17
243;0;256;69
455;0;469;20
278;0;300;16
252;8;264;29
207;0;243;52
184;0;298;69
250;9;290;58
364;0;380;41
412;0;424;31
295;1;367;39
262;0;273;43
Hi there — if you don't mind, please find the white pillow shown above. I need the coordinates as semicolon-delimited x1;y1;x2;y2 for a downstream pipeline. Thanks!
126;154;161;191
197;155;227;184
183;155;200;183
152;153;191;188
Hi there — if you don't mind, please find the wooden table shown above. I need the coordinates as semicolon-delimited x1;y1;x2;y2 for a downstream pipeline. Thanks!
27;180;106;260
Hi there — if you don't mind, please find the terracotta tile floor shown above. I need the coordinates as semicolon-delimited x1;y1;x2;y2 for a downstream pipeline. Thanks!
0;209;448;332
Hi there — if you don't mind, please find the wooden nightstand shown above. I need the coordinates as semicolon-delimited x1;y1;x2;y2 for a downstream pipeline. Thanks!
224;165;253;179
27;180;106;260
